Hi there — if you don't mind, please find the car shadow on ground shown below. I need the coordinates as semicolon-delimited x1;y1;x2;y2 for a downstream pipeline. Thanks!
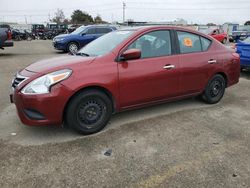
3;97;207;146
0;53;16;57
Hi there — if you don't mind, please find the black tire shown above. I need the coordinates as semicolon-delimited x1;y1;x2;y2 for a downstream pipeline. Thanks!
66;89;112;134
67;42;79;54
202;74;226;104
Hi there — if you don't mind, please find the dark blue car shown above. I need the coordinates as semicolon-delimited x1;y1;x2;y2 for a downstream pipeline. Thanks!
236;37;250;70
53;25;116;54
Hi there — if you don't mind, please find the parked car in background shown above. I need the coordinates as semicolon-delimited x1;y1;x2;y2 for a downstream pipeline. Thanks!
235;37;250;70
52;25;117;54
199;28;227;44
232;25;250;42
0;27;13;49
11;26;240;134
32;24;45;34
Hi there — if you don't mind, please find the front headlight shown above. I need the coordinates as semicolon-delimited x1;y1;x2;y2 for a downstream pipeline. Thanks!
55;38;65;42
21;69;72;95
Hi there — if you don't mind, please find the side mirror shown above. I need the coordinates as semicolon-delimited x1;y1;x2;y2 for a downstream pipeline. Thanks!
120;49;141;61
82;33;86;36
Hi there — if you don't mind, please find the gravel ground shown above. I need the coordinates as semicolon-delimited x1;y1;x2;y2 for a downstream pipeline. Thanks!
0;40;249;188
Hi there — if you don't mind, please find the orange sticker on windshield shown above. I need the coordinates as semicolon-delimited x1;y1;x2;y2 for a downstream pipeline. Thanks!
183;38;193;47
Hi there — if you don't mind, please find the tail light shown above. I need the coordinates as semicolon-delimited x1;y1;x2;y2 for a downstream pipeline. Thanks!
7;30;12;40
232;52;240;65
232;52;239;59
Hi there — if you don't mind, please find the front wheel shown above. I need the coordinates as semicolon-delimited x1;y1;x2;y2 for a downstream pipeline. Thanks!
66;90;112;134
222;38;227;44
67;42;79;54
202;75;226;104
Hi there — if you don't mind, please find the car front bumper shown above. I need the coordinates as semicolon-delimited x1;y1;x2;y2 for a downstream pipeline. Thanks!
11;83;73;126
52;41;67;51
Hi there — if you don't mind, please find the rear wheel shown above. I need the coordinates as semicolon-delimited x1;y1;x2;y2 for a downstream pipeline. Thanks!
67;42;79;54
202;74;226;104
66;90;112;134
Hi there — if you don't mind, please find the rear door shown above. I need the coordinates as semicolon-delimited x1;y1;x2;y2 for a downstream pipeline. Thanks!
176;30;217;95
82;28;97;45
118;30;181;108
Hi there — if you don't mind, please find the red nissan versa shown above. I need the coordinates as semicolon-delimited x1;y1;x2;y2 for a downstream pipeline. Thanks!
10;26;240;134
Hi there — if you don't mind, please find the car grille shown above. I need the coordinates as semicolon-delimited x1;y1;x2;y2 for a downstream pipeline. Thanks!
12;73;28;89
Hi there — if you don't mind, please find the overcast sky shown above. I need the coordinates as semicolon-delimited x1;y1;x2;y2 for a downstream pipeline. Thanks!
0;0;250;24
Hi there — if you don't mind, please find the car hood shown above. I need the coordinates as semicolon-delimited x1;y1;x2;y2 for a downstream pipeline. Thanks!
55;34;69;38
55;33;78;39
24;55;95;74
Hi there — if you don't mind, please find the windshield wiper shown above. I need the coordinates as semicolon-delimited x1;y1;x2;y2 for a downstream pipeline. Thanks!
75;52;90;57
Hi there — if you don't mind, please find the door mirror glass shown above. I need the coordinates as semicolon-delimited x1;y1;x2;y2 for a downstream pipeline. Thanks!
120;49;141;61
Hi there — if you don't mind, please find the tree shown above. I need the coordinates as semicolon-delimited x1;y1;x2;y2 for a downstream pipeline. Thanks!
207;23;216;26
94;15;103;24
63;19;70;24
52;9;65;24
71;10;94;24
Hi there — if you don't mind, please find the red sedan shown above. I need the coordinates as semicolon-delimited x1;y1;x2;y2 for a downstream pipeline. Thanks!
10;26;240;134
199;28;228;44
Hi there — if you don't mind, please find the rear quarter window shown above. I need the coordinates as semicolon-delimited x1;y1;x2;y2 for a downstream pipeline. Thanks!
200;36;212;51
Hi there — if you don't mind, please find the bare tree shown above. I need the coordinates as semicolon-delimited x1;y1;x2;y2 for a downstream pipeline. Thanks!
52;9;65;24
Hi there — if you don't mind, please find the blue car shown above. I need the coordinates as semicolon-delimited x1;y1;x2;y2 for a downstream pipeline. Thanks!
53;25;116;54
236;37;250;70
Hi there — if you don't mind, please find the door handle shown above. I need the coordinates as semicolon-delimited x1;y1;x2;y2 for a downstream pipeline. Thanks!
163;65;175;70
208;59;217;64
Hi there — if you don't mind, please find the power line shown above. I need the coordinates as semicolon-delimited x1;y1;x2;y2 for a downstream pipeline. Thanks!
123;2;126;23
126;7;250;11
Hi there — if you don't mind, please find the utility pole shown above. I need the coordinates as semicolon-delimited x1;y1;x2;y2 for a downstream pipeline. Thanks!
123;2;126;23
24;15;27;24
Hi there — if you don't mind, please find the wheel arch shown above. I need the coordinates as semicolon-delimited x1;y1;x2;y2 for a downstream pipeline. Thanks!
63;86;117;122
216;72;228;87
202;71;228;93
67;40;80;49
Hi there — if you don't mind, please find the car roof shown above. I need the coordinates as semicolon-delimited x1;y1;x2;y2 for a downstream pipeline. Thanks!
86;25;116;28
118;25;214;39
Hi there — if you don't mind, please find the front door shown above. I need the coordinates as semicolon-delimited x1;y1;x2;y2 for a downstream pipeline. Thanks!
118;30;181;109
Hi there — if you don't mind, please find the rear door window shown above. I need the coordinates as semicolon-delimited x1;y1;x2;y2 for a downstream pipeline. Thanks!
86;28;96;35
96;27;112;34
177;31;202;53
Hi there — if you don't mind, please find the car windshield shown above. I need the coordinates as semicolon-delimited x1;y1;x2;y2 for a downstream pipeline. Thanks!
243;37;250;44
71;26;87;35
77;30;135;56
